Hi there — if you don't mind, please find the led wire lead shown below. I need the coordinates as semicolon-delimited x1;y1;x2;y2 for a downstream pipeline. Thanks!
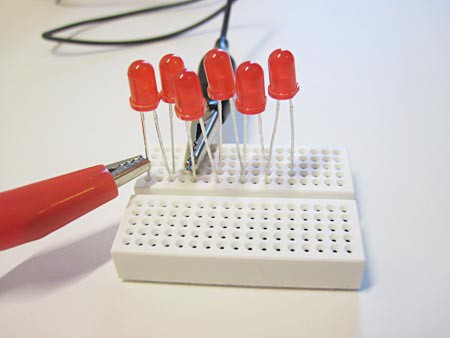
199;118;219;182
217;100;223;171
257;114;268;183
152;110;173;181
139;112;151;181
289;99;295;176
168;104;176;175
267;100;280;176
229;98;245;181
185;121;197;181
243;114;247;165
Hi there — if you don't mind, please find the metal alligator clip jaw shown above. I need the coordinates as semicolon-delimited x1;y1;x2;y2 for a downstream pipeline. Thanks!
107;155;150;187
184;37;236;171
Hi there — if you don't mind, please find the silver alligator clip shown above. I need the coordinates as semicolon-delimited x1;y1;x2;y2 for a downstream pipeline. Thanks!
184;37;235;171
107;155;150;187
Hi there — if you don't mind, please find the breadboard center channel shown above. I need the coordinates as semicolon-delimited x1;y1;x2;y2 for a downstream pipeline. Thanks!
113;144;365;289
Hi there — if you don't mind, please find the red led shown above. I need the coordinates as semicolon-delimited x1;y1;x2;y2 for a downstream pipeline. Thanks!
128;60;161;112
159;54;186;104
203;48;236;101
235;61;267;115
268;49;299;100
173;69;206;121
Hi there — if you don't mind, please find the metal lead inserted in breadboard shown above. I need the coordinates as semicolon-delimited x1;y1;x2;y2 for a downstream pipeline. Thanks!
134;144;354;200
112;144;364;289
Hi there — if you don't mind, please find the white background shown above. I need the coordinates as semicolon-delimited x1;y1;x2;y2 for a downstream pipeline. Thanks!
1;0;449;337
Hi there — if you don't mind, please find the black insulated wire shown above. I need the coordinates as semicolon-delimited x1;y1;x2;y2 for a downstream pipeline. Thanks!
220;0;233;39
42;0;236;46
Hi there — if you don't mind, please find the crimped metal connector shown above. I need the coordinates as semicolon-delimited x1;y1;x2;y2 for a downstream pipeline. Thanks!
107;155;150;187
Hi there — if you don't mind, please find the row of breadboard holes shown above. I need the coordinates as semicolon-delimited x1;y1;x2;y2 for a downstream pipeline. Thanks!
150;147;343;158
156;162;346;175
151;157;345;173
149;160;346;186
151;163;345;182
150;147;344;175
130;202;351;223
121;236;355;255
150;172;346;187
133;200;351;214
125;225;353;245
127;219;352;234
211;154;343;165
151;153;344;167
154;163;344;178
130;210;351;224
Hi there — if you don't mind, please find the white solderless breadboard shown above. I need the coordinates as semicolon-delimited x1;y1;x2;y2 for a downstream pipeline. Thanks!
112;144;365;289
134;144;354;200
112;194;364;289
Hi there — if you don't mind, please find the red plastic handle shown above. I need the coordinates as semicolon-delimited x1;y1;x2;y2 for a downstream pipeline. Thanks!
0;165;118;250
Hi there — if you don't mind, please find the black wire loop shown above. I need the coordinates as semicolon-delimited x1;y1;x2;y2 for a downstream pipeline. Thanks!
42;0;235;46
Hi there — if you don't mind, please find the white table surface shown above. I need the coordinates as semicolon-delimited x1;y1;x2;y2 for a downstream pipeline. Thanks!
1;0;449;337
